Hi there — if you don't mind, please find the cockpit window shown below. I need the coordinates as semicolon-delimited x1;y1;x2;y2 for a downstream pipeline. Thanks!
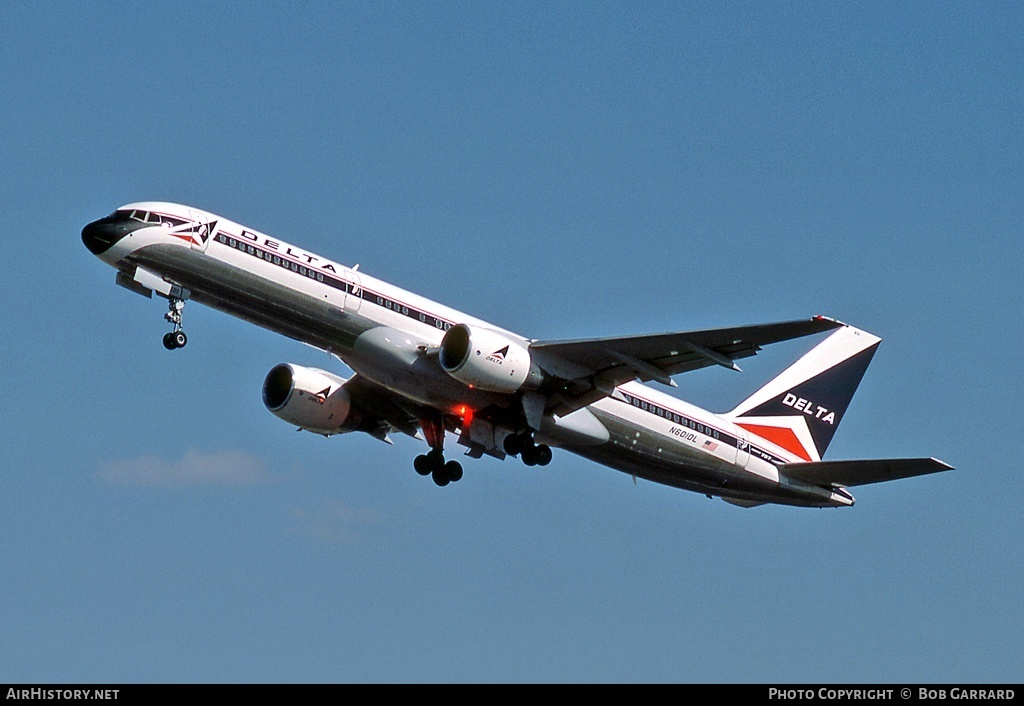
119;209;190;227
126;210;160;224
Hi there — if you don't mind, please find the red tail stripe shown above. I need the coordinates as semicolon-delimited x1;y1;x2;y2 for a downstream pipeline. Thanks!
736;423;812;462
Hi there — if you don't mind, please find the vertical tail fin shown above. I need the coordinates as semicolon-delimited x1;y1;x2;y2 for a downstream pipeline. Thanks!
723;324;881;463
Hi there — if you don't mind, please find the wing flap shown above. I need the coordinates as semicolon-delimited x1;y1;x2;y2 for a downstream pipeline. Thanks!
779;458;954;487
342;374;423;439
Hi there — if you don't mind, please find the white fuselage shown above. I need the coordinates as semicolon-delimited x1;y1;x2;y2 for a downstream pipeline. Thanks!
85;202;852;507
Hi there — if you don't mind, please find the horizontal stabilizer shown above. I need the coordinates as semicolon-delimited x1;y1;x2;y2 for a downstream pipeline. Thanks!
779;458;954;487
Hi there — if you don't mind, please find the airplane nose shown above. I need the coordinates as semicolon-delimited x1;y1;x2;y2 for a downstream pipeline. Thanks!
82;216;130;255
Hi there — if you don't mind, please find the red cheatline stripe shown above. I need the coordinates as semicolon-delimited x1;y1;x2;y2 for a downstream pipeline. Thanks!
736;422;812;462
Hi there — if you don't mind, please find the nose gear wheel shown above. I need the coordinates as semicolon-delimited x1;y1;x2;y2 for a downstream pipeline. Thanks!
162;297;188;349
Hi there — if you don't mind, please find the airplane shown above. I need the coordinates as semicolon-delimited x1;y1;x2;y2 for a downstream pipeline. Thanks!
81;202;952;508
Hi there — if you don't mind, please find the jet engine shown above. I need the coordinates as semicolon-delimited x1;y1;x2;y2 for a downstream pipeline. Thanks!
438;324;539;394
262;363;362;435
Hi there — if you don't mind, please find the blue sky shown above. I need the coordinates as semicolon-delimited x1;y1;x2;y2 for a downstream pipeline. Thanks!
2;1;1021;683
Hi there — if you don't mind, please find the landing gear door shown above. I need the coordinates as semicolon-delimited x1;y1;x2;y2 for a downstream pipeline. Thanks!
735;428;750;469
188;209;216;252
344;269;362;314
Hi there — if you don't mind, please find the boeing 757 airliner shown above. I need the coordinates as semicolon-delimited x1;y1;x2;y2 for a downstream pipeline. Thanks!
82;202;952;507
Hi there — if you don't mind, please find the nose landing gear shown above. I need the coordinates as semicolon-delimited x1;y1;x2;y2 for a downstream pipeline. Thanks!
162;330;187;350
162;297;188;350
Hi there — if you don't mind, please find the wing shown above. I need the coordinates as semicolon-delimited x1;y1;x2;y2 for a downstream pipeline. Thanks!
529;316;844;415
342;373;425;442
778;458;954;487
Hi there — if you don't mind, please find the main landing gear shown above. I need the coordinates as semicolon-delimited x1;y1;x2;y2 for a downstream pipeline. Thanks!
414;449;464;487
503;432;552;467
414;415;463;487
162;297;188;350
411;421;552;487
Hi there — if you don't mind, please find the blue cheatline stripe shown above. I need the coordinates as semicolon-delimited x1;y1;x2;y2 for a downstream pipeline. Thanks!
214;231;456;331
619;391;789;466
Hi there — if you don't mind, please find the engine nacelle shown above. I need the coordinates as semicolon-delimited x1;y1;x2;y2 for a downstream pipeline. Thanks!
262;363;359;435
439;324;537;394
